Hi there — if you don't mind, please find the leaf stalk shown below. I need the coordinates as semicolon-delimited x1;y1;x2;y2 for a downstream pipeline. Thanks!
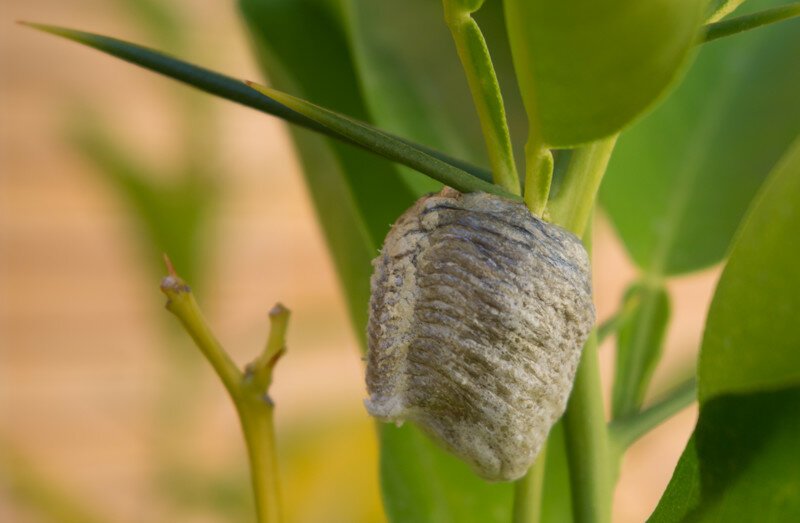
548;136;618;233
609;378;697;455
442;0;521;195
701;3;800;43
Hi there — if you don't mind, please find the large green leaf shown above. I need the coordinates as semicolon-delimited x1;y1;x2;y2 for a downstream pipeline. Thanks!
245;82;511;198
344;0;528;176
601;0;800;276
649;140;800;521
697;141;800;401
25;24;492;189
380;425;513;522
345;0;481;172
238;2;516;522
503;0;708;147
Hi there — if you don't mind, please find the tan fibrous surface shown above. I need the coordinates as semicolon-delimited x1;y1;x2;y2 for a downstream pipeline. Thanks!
365;189;595;481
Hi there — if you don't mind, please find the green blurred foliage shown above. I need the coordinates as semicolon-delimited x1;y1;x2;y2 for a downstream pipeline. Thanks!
67;109;216;287
612;284;671;418
650;139;800;521
601;0;800;276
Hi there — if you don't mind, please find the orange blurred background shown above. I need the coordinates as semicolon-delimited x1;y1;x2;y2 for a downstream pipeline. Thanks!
2;1;717;521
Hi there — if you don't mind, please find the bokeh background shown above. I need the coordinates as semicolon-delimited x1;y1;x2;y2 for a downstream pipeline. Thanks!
2;1;716;521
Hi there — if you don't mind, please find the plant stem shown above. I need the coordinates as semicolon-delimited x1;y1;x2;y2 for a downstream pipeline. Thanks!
443;0;520;195
548;136;618;234
609;378;697;454
562;332;612;523
160;259;286;523
523;139;554;217
550;137;618;523
237;393;282;523
514;137;618;522
702;2;800;43
512;442;548;523
706;0;746;24
161;266;242;397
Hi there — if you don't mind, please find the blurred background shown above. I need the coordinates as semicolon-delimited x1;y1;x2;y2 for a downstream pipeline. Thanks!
2;1;716;521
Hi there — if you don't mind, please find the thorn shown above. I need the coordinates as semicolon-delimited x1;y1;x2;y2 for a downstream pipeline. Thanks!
163;253;177;278
159;254;190;296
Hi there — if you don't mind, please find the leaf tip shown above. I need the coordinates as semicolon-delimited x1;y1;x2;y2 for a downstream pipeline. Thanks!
16;21;79;42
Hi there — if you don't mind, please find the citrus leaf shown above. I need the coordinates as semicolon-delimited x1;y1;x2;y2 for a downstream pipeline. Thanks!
380;424;513;523
600;0;800;276
245;82;514;199
503;0;708;147
697;139;800;401
23;23;492;185
344;0;528;182
649;139;800;521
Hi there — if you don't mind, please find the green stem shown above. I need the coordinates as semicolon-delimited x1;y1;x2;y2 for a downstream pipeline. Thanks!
548;136;618;234
523;139;554;217
706;0;746;23
512;442;548;523
238;394;283;523
609;378;697;455
514;137;618;522
596;310;627;346
443;0;520;195
702;2;800;43
161;272;242;397
562;332;612;523
161;261;286;523
551;137;618;523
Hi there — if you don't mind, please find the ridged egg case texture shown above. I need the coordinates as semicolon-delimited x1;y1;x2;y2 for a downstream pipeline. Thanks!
365;189;594;481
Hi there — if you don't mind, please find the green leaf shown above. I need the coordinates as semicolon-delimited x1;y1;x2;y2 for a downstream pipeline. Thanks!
649;140;800;521
600;0;800;276
503;0;708;147
23;23;491;186
245;82;513;199
380;424;513;522
238;2;515;522
344;0;533;178
612;284;671;418
651;389;800;522
698;139;800;401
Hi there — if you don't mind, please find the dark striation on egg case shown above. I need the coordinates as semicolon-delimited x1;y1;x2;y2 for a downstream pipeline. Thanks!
365;188;595;482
